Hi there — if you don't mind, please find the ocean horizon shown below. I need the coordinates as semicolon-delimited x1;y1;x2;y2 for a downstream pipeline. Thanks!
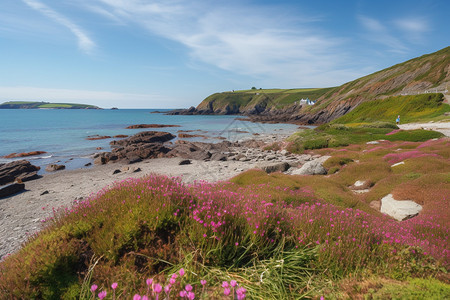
0;109;300;172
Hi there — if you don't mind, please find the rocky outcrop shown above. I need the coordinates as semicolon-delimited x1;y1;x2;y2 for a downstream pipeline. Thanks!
0;160;40;185
125;124;181;129
3;151;47;158
45;164;66;172
95;131;176;164
86;135;111;140
380;194;423;221
291;156;330;175
110;131;175;146
168;140;236;161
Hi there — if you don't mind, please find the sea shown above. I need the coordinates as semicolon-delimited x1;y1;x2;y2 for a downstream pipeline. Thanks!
0;109;300;173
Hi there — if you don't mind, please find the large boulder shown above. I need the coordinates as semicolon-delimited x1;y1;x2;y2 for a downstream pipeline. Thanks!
291;156;330;175
0;160;40;185
45;164;65;172
261;162;290;174
0;182;25;198
380;194;423;221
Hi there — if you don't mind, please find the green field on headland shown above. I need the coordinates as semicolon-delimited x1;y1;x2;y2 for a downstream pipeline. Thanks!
0;101;100;109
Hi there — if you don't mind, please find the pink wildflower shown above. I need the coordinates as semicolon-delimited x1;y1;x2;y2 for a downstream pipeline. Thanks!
200;279;207;286
146;278;153;286
111;282;118;290
187;291;195;300
154;283;162;293
185;284;193;292
222;281;229;288
98;291;107;299
179;268;185;276
133;294;141;300
90;284;98;292
224;287;231;296
230;280;237;287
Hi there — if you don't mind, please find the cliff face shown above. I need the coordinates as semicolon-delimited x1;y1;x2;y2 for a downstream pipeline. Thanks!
173;46;450;124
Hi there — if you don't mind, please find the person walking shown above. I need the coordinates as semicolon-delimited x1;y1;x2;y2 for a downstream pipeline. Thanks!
396;115;400;125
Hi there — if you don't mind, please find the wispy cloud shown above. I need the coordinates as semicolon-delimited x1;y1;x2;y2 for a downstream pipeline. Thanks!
22;0;95;54
357;15;408;54
394;18;429;43
86;0;357;87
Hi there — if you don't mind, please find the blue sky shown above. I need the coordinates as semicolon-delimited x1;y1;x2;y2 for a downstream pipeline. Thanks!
0;0;449;108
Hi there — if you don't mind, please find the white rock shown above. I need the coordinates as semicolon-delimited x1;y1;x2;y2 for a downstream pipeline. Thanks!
354;180;365;187
391;161;405;167
366;141;379;145
380;194;422;221
291;156;330;175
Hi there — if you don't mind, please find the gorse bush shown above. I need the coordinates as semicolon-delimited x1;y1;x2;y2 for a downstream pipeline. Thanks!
0;139;449;298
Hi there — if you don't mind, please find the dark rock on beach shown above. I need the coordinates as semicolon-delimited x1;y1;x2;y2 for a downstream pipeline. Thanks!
3;151;47;158
45;164;66;172
86;135;111;140
125;124;181;129
110;131;176;146
0;182;25;199
0;160;41;185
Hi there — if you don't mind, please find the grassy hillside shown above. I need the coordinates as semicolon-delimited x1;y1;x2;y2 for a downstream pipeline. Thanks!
0;101;100;109
0;137;449;299
333;93;450;124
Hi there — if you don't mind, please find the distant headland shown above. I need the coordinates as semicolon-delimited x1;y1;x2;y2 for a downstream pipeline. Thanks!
0;101;101;109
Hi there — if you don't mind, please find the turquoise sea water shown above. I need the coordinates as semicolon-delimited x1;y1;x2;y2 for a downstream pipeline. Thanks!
0;109;299;172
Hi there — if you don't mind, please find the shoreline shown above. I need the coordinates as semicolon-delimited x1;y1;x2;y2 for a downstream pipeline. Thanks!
0;130;305;260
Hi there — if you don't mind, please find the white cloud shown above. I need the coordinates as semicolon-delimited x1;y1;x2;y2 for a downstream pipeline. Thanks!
22;0;95;54
357;15;408;53
86;0;358;87
0;86;179;109
394;18;429;43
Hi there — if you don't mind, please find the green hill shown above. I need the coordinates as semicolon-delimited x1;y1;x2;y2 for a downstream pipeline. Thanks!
0;101;101;109
182;46;450;124
333;93;450;124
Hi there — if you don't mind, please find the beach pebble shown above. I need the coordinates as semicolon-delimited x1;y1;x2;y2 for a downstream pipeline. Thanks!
179;159;192;165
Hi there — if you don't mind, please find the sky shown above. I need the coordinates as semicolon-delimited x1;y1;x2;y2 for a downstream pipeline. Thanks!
0;0;449;108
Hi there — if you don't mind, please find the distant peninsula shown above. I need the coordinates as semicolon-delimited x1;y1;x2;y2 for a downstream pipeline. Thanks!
0;101;101;109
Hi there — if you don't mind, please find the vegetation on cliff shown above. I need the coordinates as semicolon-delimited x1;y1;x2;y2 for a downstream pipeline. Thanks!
332;93;449;124
0;101;101;109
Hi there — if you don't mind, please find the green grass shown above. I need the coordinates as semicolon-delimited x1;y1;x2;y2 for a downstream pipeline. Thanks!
364;277;450;299
333;93;450;124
